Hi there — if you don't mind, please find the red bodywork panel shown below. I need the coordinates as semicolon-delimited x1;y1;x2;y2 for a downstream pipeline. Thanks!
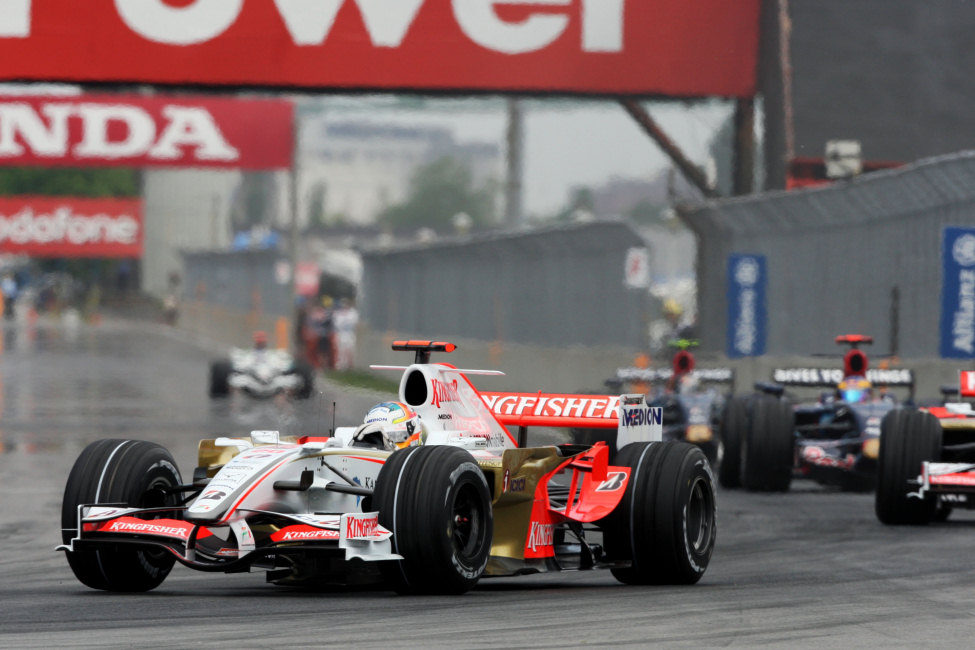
481;392;620;429
524;443;630;558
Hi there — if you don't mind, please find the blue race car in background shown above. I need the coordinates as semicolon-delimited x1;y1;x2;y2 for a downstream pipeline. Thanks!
720;335;915;492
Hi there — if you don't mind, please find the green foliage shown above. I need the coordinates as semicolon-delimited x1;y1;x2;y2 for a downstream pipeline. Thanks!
553;186;595;221
380;156;496;232
324;369;399;394
627;198;668;225
0;167;140;197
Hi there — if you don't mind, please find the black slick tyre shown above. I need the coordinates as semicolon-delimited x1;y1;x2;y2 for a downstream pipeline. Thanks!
61;439;182;591
718;396;748;488
293;360;314;399
373;445;493;594
209;359;231;397
875;409;941;525
740;396;794;491
602;441;716;585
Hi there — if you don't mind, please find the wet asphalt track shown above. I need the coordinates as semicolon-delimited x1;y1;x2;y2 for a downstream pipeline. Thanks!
2;319;975;648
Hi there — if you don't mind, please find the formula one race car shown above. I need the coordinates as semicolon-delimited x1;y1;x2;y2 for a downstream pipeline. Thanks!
575;340;734;464
721;335;914;491
60;340;715;594
209;331;314;400
876;370;975;524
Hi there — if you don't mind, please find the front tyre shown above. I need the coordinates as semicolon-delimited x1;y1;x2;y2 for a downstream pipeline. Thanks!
602;441;716;585
61;439;182;591
373;446;493;594
209;359;231;398
875;409;941;525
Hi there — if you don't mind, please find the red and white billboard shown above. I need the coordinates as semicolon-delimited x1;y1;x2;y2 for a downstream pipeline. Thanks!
0;196;143;258
0;1;760;98
0;94;293;170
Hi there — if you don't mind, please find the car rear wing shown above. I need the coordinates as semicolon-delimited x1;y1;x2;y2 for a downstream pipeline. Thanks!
769;367;914;387
614;367;735;384
480;392;662;448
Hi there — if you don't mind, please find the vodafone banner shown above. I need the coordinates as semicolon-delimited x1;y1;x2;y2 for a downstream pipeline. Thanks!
0;1;760;98
0;95;293;170
0;196;143;258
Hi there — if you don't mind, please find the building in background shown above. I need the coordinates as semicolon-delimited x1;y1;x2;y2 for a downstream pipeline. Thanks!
770;0;975;188
297;119;502;227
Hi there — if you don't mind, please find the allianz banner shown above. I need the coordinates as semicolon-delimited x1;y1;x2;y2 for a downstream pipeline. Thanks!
0;196;143;258
726;254;766;358
940;227;975;358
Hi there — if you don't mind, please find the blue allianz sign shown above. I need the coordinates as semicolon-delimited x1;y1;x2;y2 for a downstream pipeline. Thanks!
940;227;975;358
727;254;766;358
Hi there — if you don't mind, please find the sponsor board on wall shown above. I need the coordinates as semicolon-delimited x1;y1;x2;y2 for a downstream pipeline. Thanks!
0;196;143;258
0;94;293;170
940;227;975;358
0;1;761;98
727;253;766;358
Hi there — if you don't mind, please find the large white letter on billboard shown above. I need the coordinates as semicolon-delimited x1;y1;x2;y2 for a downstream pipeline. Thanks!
453;0;570;55
149;106;239;162
582;0;624;52
114;0;243;45
0;104;71;157
274;0;423;47
0;0;30;38
73;104;155;159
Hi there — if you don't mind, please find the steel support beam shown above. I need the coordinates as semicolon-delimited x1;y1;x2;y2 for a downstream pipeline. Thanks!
620;99;719;199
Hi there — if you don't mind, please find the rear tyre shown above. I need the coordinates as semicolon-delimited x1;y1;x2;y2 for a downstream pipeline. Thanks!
718;396;748;488
875;409;941;525
293;360;314;399
741;396;794;491
373;446;493;594
602;441;716;585
61;439;182;591
209;359;231;397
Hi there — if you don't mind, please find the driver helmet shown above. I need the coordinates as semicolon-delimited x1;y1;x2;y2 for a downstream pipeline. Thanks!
838;376;872;403
253;330;268;350
363;401;421;448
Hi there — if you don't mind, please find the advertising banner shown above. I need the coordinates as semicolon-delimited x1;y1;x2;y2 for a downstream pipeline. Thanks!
0;196;143;258
0;1;761;98
0;94;293;170
940;227;975;358
726;253;766;358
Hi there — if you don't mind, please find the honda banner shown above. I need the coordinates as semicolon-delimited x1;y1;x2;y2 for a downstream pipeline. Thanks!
0;1;761;98
0;196;143;258
0;94;293;170
726;253;766;358
940;227;975;358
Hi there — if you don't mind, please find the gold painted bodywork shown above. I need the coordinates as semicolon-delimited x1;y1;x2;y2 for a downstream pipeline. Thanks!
476;447;566;574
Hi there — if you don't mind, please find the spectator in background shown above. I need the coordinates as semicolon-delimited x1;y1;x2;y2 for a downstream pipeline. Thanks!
1;273;17;320
333;297;359;370
310;295;336;370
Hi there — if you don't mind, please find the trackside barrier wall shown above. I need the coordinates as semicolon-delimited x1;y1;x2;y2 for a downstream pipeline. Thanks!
179;249;292;348
683;151;975;360
359;220;652;351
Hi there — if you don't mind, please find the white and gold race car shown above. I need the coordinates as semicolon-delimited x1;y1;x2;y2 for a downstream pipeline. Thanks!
60;340;715;594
